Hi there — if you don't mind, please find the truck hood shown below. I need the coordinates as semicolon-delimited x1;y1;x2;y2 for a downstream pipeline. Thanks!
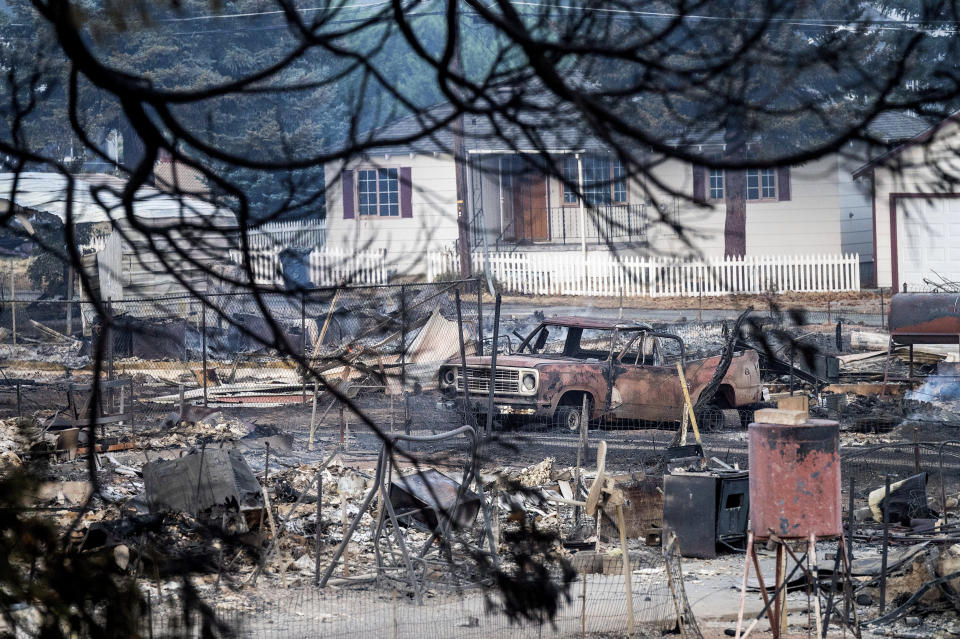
451;355;560;368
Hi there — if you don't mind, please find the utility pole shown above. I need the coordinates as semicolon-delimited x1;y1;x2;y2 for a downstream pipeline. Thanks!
450;10;473;282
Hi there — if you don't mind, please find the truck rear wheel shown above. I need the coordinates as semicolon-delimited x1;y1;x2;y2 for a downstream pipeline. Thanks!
696;407;743;431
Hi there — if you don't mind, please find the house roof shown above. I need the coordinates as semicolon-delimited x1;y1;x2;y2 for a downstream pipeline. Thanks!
852;111;958;179
0;172;236;226
364;99;619;156
866;111;932;144
363;100;932;164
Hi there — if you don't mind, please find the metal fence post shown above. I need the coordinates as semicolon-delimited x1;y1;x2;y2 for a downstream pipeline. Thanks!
400;284;409;434
66;264;74;337
476;278;483;357
880;476;891;615
301;290;307;405
10;258;15;346
485;293;501;437
315;469;323;583
202;303;208;407
455;288;475;429
107;298;114;381
914;427;921;474
880;289;885;329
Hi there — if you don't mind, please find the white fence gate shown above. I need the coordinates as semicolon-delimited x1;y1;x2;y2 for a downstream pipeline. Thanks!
427;250;860;296
229;246;387;286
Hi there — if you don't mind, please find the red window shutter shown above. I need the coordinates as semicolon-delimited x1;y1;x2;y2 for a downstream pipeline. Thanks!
342;170;355;219
400;167;413;218
692;165;706;201
777;166;791;201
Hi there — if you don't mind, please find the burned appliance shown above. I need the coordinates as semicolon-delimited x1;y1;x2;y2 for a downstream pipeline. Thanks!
388;469;481;532
748;418;841;540
143;448;264;534
662;470;749;559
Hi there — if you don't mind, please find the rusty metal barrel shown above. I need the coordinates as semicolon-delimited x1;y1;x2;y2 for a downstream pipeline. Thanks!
748;419;841;540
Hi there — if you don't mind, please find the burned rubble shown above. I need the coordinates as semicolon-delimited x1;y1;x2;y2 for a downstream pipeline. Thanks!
2;288;960;638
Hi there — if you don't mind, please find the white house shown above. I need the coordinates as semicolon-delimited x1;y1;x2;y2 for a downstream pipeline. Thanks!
324;105;928;283
854;114;960;292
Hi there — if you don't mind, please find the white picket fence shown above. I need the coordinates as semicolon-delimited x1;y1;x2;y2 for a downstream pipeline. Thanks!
245;220;326;248
427;250;860;296
229;246;387;286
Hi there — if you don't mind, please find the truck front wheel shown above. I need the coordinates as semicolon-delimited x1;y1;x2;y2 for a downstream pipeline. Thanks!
555;405;592;432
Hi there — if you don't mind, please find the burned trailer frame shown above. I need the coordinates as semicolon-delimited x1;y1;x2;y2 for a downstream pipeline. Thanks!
885;293;960;383
889;293;960;348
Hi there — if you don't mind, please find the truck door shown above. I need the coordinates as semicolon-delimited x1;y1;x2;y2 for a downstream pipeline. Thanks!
612;331;686;423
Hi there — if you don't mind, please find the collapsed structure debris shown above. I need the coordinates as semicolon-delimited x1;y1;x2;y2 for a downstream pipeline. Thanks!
7;283;960;637
143;448;265;534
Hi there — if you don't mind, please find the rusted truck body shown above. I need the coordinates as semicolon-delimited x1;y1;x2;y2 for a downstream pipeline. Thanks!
439;317;764;429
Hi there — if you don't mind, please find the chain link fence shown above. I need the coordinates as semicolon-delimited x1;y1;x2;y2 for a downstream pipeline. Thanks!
135;538;700;639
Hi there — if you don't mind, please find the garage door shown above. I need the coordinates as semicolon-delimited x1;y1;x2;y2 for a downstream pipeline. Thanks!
897;197;960;291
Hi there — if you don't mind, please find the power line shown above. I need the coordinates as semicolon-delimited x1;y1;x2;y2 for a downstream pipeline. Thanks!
5;2;960;42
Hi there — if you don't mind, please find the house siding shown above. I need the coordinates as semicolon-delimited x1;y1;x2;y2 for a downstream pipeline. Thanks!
641;155;854;258
838;148;875;271
324;149;872;280
871;119;960;289
324;154;459;276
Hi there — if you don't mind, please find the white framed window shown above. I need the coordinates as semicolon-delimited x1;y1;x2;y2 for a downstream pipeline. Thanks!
562;156;579;204
709;168;724;200
746;168;776;200
357;168;399;216
564;155;628;205
582;156;610;205
612;160;627;203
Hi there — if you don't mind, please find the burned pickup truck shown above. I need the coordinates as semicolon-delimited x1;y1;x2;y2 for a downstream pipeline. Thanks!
439;316;764;430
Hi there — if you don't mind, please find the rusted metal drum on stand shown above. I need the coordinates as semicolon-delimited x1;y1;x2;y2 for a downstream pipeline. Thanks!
748;419;841;540
889;293;960;345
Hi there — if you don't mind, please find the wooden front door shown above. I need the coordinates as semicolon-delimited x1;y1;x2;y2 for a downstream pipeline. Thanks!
506;158;549;242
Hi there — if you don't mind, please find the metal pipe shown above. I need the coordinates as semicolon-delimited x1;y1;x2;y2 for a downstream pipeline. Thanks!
577;154;586;255
880;476;891;615
914;428;921;474
880;289;885;330
202;303;208;407
66;264;73;337
10;258;15;346
485;293;501;437
400;284;408;434
847;477;855;563
454;288;476;430
107;298;114;381
301;291;307;404
315;468;323;582
844;477;855;633
476;282;483;357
